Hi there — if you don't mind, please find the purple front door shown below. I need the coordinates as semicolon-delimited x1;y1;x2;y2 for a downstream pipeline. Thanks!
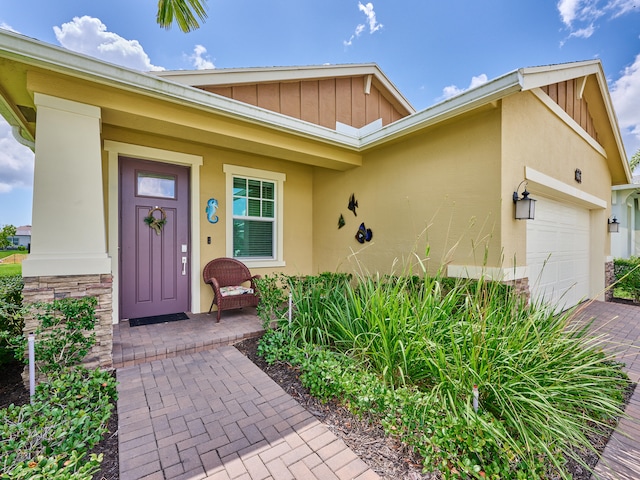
120;157;190;319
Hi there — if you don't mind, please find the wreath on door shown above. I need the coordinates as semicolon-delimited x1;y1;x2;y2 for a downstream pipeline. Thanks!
144;207;167;235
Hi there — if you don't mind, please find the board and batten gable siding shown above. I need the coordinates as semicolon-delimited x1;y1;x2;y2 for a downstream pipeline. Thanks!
199;76;409;130
540;80;598;142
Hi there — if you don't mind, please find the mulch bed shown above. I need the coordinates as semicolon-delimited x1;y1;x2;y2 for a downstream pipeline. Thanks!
0;337;636;480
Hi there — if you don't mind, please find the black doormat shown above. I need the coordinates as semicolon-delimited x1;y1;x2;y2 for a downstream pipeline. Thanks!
128;312;189;327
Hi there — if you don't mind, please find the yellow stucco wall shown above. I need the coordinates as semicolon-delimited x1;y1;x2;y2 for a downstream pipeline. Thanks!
500;90;611;298
313;107;503;277
101;126;314;313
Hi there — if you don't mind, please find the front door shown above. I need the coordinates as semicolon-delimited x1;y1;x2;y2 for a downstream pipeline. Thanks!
120;157;190;319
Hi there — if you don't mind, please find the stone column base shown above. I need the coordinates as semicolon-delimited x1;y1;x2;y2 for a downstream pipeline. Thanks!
605;261;615;302
21;274;113;383
505;277;530;303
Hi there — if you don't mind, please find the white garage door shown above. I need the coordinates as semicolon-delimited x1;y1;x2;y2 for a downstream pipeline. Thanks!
527;196;590;310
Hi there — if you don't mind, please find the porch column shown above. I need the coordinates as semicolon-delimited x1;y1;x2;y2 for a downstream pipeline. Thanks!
22;93;110;277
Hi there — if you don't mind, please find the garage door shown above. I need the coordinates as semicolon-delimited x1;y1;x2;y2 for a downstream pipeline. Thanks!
527;196;590;310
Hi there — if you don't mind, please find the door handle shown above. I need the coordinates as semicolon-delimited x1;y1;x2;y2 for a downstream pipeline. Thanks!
181;256;187;276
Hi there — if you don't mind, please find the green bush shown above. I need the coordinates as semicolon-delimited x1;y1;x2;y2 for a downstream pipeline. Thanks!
260;271;629;479
254;274;289;328
0;275;23;335
4;296;98;375
0;275;23;364
0;367;117;478
613;257;640;300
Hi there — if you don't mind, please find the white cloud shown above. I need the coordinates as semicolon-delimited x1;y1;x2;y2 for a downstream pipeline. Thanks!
440;74;489;100
569;23;596;39
188;45;215;70
344;2;382;47
557;0;638;41
0;23;18;33
358;2;383;33
611;53;640;156
607;0;640;17
53;16;164;71
0;118;34;193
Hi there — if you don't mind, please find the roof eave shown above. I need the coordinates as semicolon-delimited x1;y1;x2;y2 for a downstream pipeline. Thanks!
0;30;364;151
360;69;523;148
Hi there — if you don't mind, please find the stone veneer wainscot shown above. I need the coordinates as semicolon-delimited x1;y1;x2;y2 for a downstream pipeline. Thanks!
21;274;113;376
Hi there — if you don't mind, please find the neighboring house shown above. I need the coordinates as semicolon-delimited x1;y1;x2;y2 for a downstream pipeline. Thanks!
611;177;640;259
8;225;31;248
0;30;630;368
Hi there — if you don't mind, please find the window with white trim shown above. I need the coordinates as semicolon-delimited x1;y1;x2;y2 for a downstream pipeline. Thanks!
223;165;286;268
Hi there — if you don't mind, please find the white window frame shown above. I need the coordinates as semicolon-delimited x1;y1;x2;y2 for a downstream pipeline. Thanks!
223;164;286;268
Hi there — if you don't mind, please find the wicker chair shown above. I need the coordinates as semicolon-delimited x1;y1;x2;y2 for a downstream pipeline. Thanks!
203;258;261;322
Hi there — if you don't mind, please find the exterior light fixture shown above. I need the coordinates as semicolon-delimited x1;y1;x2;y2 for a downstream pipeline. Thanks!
608;217;619;233
513;181;536;220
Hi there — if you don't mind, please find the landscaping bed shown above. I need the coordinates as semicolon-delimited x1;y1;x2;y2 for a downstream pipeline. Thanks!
1;337;634;480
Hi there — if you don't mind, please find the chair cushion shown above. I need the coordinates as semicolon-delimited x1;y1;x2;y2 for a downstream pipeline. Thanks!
220;286;254;297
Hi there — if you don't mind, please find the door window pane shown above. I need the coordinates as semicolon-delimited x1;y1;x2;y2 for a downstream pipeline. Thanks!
137;172;176;199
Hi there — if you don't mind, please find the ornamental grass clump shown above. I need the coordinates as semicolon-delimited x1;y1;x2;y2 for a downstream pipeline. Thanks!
263;269;629;479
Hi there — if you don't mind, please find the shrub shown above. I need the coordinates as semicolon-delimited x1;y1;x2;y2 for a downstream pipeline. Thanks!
0;275;23;335
5;297;98;375
260;271;629;479
254;274;289;328
0;275;23;364
613;257;640;300
0;367;117;478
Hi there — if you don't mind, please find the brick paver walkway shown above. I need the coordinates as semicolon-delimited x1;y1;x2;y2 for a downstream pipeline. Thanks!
572;301;640;480
114;309;380;479
117;347;378;480
112;310;265;368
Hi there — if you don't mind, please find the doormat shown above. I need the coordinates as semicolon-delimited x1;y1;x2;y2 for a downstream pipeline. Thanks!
128;312;189;327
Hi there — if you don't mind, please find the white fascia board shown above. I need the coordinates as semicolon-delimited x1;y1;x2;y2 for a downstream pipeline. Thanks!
592;64;631;183
517;60;601;90
360;70;523;148
612;184;640;191
0;30;362;150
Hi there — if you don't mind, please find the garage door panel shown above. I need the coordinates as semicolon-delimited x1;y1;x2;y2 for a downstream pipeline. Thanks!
527;197;590;310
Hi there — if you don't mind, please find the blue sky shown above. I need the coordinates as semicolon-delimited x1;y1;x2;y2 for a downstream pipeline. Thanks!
1;0;640;227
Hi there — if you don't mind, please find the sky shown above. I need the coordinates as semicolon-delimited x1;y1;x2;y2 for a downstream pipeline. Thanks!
1;0;639;227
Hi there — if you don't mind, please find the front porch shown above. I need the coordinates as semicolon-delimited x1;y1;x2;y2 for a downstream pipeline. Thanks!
112;308;264;368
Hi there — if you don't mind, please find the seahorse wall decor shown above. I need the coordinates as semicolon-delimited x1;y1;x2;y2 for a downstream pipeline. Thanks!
206;198;219;224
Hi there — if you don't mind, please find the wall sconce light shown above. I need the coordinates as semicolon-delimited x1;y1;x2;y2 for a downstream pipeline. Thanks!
513;181;536;220
608;217;619;233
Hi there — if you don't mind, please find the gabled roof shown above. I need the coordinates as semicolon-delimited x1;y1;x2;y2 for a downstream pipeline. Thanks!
154;64;415;116
0;29;631;180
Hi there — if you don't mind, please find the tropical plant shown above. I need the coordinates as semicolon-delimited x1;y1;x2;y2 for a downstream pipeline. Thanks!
259;269;629;479
629;148;640;173
157;0;208;32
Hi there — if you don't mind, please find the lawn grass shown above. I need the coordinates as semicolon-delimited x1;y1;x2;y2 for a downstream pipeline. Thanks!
0;263;21;277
